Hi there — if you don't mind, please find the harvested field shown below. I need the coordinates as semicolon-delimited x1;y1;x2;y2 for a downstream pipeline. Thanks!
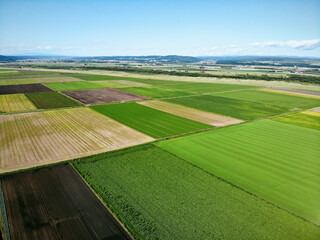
157;120;320;224
310;107;320;112
161;82;258;93
166;95;289;120
62;88;149;105
138;100;243;127
0;108;153;172
113;80;150;87
0;94;36;113
215;89;320;108
44;81;108;91
0;76;80;85
74;144;320;240
91;102;211;138
272;111;320;130
0;83;53;95
1;164;131;240
91;80;132;88
25;92;83;109
266;88;320;97
119;86;193;98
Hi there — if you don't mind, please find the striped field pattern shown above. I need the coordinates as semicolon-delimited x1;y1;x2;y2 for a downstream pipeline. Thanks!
157;120;320;224
0;94;36;113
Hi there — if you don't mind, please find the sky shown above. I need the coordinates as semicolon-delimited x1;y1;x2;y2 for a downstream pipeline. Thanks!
0;0;319;57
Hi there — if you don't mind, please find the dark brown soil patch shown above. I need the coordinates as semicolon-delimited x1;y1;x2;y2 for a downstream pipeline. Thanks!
0;84;53;95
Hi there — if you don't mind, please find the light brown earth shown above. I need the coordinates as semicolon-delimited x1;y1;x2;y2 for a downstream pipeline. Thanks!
0;107;154;173
309;107;320;112
138;100;244;127
61;88;150;105
113;80;150;87
258;88;320;99
0;94;37;113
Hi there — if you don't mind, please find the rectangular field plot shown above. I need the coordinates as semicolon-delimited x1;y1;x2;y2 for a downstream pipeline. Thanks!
157;120;320;224
66;74;141;81
272;111;320;130
0;75;81;85
44;81;108;91
215;89;320;108
138;100;243;127
119;86;193;98
91;80;133;88
264;88;320;97
25;92;83;109
0;83;53;95
91;103;211;138
0;108;153;172
0;94;36;113
166;95;289;120
62;88;149;105
73;144;320;240
161;82;257;93
0;164;131;240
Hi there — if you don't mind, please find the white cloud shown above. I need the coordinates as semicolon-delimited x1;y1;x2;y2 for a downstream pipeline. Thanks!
251;39;320;50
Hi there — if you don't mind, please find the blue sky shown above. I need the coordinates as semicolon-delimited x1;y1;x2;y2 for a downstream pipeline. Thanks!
0;0;319;56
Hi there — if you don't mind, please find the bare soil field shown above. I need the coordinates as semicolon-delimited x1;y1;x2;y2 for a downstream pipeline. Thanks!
0;163;132;240
0;94;37;113
138;100;244;127
0;108;153;173
62;88;150;105
0;83;53;95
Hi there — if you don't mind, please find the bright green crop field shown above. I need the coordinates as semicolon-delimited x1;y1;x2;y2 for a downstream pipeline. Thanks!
166;95;289;120
119;86;193;98
91;102;211;138
215;89;320;108
25;92;83;109
272;111;320;130
44;81;108;91
73;144;320;240
161;82;258;93
157;120;320;224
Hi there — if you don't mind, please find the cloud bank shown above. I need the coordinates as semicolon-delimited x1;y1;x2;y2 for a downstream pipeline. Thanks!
251;39;320;50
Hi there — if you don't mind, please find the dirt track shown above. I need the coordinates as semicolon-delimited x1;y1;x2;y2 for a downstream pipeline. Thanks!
1;163;132;240
62;88;149;105
0;83;53;95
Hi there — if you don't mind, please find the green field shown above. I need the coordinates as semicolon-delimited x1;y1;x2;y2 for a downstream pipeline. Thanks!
157;120;320;224
91;80;131;88
215;89;320;108
119;86;193;98
25;92;83;109
166;95;289;120
161;82;258;93
91;102;211;138
127;78;189;85
73;144;320;240
272;111;320;130
44;81;108;91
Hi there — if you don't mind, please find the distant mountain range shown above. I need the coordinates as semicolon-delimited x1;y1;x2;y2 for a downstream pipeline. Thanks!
1;54;319;65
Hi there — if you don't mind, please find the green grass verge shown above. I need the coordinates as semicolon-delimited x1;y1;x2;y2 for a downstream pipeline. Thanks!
165;95;289;120
119;86;193;98
44;81;108;91
272;111;320;130
91;102;210;138
157;120;320;224
161;82;258;93
25;92;83;109
215;89;320;108
73;144;320;240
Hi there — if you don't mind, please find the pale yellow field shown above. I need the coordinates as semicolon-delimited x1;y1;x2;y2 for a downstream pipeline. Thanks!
0;94;37;113
0;76;81;85
302;110;320;117
0;107;154;172
113;80;150;87
138;100;244;127
91;80;131;88
257;88;320;99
